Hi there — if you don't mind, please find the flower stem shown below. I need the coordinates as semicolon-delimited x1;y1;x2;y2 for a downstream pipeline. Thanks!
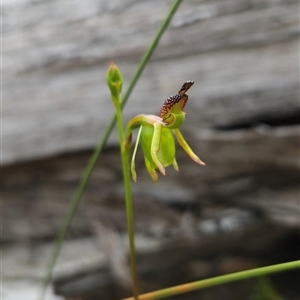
121;260;300;300
113;94;140;300
38;1;182;299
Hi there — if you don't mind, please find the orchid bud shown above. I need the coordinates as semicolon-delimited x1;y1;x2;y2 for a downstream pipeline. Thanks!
106;62;123;100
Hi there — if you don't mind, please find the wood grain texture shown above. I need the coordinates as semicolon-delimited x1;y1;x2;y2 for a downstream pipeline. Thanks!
3;0;299;164
3;2;300;299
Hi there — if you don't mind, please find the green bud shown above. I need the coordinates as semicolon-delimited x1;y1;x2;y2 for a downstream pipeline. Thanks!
106;62;123;99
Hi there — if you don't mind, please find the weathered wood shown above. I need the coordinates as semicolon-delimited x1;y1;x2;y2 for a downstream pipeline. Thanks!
3;1;299;299
3;0;299;164
2;125;298;242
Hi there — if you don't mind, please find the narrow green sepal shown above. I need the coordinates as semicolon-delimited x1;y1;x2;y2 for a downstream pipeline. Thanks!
145;156;158;182
172;157;179;171
173;128;205;165
130;126;142;182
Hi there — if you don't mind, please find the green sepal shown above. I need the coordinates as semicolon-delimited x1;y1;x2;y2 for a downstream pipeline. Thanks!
173;128;205;165
140;124;176;172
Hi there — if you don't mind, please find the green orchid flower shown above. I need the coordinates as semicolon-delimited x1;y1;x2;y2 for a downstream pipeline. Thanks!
125;81;205;182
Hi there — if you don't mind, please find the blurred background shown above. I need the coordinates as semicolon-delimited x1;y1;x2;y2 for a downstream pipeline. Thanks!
2;0;299;299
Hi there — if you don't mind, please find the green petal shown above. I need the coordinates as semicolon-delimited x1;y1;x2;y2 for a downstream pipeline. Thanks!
140;124;176;174
144;155;158;182
130;126;142;182
156;127;176;167
173;128;205;165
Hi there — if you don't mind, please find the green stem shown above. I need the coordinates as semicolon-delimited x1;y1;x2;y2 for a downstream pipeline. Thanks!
38;1;182;299
114;95;140;299
122;260;300;300
121;0;182;105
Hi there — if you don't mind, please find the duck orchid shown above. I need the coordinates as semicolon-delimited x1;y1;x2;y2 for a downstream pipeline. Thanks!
125;81;205;182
